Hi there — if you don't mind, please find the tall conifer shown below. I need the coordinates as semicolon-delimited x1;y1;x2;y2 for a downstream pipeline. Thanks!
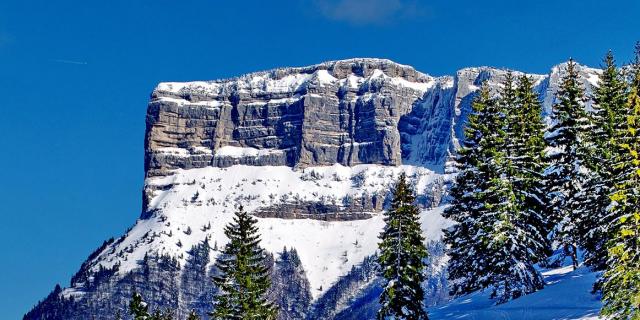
444;83;494;296
505;73;552;265
581;51;629;270
544;59;591;270
210;205;277;320
378;173;429;320
480;73;546;303
445;76;548;304
601;43;640;320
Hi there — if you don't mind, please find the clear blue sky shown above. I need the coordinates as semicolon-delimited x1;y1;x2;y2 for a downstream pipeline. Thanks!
0;0;638;318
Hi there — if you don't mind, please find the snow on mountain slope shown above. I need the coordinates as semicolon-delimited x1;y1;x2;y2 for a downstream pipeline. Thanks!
154;58;435;97
83;164;451;299
430;266;602;320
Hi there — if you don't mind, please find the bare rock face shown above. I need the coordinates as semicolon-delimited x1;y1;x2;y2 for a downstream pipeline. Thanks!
144;58;436;178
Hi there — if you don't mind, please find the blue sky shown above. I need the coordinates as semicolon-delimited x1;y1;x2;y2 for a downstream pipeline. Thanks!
0;0;638;318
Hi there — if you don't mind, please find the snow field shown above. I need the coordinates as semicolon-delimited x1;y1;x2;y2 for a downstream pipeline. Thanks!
88;164;450;299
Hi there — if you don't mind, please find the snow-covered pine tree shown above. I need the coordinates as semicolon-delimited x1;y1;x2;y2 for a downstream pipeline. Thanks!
446;76;548;304
512;74;552;261
210;205;277;320
543;59;591;270
129;292;150;320
129;292;174;320
501;70;520;180
502;72;552;264
478;72;545;303
443;82;493;296
377;173;429;320
466;77;515;302
601;43;640;320
269;247;312;320
581;51;629;270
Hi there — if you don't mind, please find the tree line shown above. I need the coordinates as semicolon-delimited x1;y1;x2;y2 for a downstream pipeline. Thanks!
445;45;640;320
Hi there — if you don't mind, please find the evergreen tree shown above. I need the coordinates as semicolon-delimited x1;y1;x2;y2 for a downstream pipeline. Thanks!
446;76;548;304
581;50;629;270
601;43;640;320
452;78;515;302
129;292;151;320
479;72;546;303
187;310;201;320
512;74;553;257
544;59;591;270
503;72;551;264
128;292;175;320
377;173;429;320
476;72;550;303
444;83;494;296
269;247;312;320
210;205;277;320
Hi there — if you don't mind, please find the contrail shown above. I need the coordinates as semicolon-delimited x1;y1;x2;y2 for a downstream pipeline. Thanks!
51;59;88;65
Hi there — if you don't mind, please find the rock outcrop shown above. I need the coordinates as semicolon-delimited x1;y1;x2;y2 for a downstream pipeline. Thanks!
144;59;436;176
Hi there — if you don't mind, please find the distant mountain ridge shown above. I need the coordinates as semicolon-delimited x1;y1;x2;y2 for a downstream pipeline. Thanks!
25;58;601;320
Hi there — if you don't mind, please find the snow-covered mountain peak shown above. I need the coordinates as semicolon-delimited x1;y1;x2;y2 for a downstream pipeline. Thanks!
154;58;434;98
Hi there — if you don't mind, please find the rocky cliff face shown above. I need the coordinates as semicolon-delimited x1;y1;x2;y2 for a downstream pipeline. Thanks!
145;59;433;175
25;58;601;320
142;59;455;215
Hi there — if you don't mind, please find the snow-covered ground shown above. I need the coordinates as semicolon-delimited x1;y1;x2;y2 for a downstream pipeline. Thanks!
430;266;602;320
83;164;451;299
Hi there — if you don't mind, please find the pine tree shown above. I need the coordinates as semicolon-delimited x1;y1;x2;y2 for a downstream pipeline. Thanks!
479;72;546;303
456;77;518;302
129;292;150;320
210;205;277;320
445;76;548;304
186;310;201;320
477;72;550;303
377;173;429;320
601;43;640;320
269;247;312;320
503;72;551;264
128;292;174;320
512;74;552;259
444;82;494;296
581;50;629;270
544;59;591;270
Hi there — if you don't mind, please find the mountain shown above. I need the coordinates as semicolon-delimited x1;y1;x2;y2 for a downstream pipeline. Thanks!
25;58;602;319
